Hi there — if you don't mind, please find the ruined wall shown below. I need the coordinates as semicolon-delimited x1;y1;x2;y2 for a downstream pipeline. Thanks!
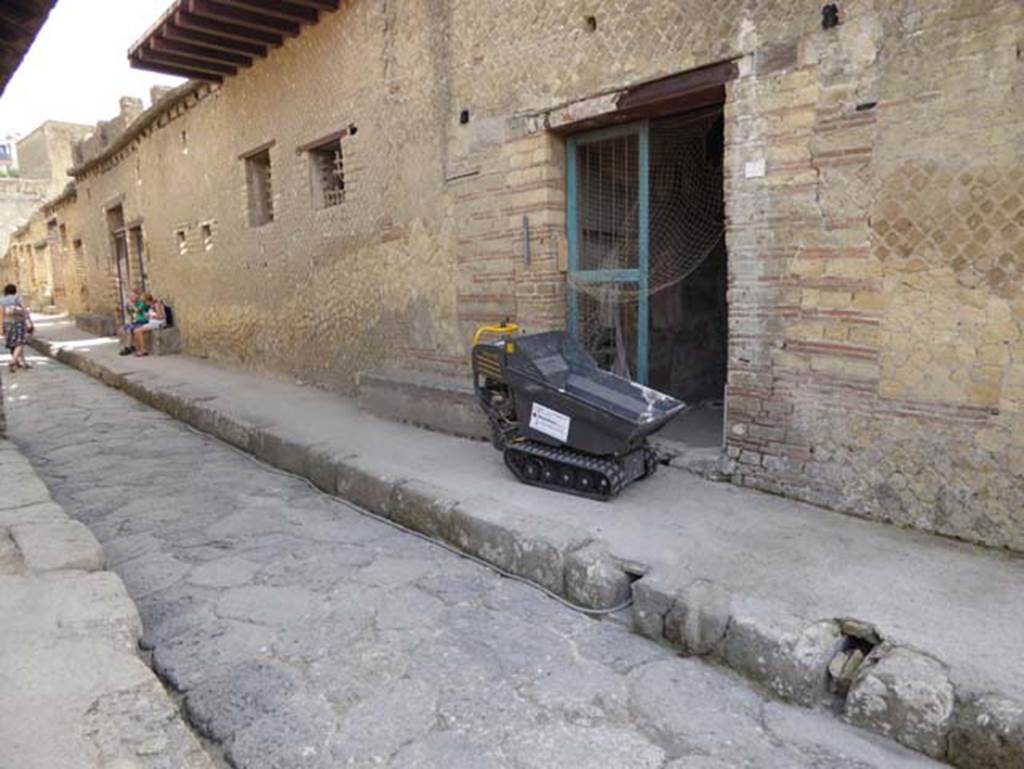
68;0;1023;550
3;211;52;306
17;121;91;195
0;176;47;254
43;191;83;313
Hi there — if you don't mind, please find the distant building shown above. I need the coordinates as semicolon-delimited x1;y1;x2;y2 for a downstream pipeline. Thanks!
0;134;18;175
17;121;93;196
0;120;90;258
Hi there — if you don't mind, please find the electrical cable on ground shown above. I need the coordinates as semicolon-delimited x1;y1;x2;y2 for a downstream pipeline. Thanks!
181;423;635;618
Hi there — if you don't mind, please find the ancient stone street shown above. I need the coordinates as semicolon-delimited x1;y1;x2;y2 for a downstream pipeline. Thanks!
5;356;945;768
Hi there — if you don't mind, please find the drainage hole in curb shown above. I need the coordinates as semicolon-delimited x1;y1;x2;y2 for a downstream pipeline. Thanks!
827;621;882;700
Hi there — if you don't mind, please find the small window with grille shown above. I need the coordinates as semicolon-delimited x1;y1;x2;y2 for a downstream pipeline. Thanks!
245;148;274;226
175;228;188;255
308;138;345;209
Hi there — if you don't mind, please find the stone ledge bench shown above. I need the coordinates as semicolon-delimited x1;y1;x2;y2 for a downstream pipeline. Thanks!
356;368;490;440
118;325;183;356
74;313;118;337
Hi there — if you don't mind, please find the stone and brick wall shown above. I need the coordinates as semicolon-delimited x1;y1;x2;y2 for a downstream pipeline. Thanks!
1;186;81;309
718;1;1023;550
55;0;1024;550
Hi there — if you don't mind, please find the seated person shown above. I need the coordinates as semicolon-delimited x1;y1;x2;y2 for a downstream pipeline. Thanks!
120;290;150;355
132;293;167;357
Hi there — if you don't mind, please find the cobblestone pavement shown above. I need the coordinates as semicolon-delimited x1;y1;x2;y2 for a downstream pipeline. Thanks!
4;357;946;769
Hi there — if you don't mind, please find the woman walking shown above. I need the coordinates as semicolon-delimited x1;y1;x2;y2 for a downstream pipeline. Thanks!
1;284;32;372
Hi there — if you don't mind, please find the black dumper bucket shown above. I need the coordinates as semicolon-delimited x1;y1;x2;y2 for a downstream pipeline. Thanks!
504;331;687;457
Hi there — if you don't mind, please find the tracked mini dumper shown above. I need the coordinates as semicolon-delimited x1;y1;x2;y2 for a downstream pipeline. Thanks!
472;324;687;500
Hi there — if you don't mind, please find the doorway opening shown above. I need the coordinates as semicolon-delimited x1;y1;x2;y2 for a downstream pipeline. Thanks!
106;205;130;319
566;106;728;452
129;225;148;292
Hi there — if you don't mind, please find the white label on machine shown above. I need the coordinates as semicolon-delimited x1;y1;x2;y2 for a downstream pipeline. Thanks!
529;402;571;443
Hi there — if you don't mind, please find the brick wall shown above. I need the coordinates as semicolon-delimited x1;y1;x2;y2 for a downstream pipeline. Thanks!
59;0;1024;550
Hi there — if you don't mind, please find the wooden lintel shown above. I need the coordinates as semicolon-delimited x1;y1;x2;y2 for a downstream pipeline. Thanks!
238;139;276;160
616;60;739;111
296;127;349;154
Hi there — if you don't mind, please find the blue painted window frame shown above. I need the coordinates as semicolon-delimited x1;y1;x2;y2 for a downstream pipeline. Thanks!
566;121;650;384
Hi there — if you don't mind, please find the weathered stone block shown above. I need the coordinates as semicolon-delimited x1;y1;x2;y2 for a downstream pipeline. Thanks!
356;368;490;441
632;576;675;642
948;692;1024;769
844;646;955;759
74;313;118;337
663;579;733;656
252;430;313;478
303;445;343;495
149;326;183;356
335;457;403;517
10;521;105;572
390;479;458;540
563;541;631;611
723;601;842;707
448;496;569;595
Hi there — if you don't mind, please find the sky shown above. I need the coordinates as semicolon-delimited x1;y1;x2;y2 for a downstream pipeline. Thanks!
0;0;184;138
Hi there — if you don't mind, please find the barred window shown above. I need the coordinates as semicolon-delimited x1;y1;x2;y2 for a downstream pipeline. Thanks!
309;138;345;209
245;149;274;226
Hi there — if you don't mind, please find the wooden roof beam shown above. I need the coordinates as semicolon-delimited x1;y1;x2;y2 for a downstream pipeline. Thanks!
187;0;300;37
217;0;319;25
136;44;238;77
175;8;284;47
285;0;340;10
163;21;268;58
150;35;253;67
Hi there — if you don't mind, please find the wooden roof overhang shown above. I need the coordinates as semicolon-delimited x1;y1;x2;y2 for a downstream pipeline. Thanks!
0;0;59;97
127;0;339;83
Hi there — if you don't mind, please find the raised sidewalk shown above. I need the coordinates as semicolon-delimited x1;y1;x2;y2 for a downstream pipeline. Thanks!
28;315;1024;769
0;429;214;768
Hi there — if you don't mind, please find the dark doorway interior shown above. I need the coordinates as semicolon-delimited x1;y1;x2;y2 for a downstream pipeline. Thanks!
130;225;148;292
648;109;727;449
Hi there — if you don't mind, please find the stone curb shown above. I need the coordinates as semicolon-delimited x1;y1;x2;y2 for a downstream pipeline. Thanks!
31;335;1024;769
0;428;217;768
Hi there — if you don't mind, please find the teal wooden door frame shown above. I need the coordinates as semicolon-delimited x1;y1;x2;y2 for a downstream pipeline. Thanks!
566;121;650;384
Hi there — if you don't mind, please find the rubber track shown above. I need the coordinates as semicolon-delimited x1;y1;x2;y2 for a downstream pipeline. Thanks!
503;440;631;501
